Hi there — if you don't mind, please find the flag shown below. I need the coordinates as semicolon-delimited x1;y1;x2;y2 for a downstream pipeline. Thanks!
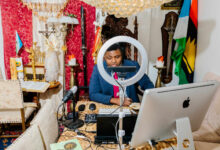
16;31;23;55
171;0;197;84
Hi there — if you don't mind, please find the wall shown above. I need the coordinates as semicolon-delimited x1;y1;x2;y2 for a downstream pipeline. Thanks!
127;7;178;86
194;0;220;82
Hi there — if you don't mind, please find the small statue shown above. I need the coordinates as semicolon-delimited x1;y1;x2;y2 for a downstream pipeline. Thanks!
44;36;59;82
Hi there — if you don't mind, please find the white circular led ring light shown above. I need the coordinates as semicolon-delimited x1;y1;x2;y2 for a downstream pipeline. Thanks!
97;36;148;87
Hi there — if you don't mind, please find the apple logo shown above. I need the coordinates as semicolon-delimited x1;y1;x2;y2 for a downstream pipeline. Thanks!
183;97;190;108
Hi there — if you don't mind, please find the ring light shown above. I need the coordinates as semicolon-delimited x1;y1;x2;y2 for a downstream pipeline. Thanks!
97;36;148;87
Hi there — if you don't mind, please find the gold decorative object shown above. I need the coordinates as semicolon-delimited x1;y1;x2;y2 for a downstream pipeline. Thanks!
20;0;69;22
24;64;45;81
32;42;45;66
49;81;60;89
154;65;166;88
62;45;67;52
67;64;79;88
10;58;18;80
64;142;76;150
24;42;46;81
82;0;173;18
25;47;36;81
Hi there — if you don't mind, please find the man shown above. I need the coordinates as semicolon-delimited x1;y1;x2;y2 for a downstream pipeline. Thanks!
89;43;154;106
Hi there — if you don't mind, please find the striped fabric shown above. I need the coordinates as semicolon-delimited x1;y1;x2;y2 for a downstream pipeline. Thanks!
171;0;197;84
182;0;198;83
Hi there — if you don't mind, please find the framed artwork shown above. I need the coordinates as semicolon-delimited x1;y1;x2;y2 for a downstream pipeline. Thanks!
161;0;183;10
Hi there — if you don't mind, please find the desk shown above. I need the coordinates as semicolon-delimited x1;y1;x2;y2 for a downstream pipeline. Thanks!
21;81;50;93
58;101;177;150
21;81;50;108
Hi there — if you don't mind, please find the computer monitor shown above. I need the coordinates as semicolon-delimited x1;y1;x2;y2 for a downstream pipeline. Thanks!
130;80;218;148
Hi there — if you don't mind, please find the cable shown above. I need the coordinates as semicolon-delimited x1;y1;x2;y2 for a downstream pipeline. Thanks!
60;134;94;150
61;129;95;150
96;144;106;150
113;74;126;150
150;140;158;150
95;144;116;150
109;105;122;115
114;77;124;92
85;122;95;133
114;117;121;150
57;102;65;136
83;137;93;150
162;140;174;150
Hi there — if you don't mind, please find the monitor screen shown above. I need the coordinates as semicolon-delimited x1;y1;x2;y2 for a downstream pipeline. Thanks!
130;81;218;148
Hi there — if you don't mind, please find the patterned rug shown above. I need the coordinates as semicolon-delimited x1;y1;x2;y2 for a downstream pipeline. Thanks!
0;126;22;150
0;138;16;150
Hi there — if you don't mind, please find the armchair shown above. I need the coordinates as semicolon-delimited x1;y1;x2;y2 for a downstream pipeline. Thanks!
0;80;37;138
6;124;45;150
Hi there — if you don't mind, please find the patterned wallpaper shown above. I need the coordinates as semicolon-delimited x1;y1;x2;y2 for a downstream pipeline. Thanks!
0;0;32;79
0;0;95;90
64;0;95;90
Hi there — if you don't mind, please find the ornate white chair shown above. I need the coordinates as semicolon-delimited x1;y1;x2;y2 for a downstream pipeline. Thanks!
0;80;37;138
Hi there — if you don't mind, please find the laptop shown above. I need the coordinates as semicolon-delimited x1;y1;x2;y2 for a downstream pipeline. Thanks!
95;113;137;144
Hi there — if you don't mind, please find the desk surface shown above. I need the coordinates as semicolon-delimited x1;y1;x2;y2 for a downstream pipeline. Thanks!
58;101;177;150
21;81;50;93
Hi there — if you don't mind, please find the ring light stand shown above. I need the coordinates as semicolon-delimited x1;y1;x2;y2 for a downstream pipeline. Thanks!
97;36;148;149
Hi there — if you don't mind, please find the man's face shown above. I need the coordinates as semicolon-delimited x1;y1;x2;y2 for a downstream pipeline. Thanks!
104;49;122;67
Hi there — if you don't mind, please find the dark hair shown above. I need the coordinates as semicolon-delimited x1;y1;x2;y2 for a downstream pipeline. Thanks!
107;43;122;52
106;43;125;63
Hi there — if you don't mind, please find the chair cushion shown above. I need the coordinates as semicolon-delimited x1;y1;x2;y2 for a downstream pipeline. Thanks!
194;141;220;150
193;72;220;142
31;99;58;150
6;124;45;150
0;107;36;123
0;80;23;109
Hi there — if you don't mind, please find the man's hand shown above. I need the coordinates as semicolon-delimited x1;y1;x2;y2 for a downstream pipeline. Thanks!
110;97;132;106
123;97;132;106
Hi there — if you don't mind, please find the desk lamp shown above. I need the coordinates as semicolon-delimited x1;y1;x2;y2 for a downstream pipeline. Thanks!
97;36;148;149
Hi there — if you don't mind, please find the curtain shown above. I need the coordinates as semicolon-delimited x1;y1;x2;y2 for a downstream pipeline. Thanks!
0;6;6;80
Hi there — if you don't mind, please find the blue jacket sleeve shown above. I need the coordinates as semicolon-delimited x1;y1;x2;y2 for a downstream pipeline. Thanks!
89;65;112;105
133;61;154;90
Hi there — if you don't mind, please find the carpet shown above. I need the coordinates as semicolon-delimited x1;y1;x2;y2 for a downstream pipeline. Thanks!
0;138;16;150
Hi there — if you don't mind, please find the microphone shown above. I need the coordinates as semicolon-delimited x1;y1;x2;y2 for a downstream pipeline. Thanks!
62;86;77;103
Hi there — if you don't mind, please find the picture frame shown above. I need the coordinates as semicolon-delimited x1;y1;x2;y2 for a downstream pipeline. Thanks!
161;0;183;10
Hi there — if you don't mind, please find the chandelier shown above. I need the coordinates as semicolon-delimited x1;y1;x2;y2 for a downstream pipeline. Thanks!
21;0;69;22
82;0;174;18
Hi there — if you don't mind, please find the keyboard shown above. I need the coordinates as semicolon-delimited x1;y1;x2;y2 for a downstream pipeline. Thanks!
98;108;131;115
85;114;97;123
